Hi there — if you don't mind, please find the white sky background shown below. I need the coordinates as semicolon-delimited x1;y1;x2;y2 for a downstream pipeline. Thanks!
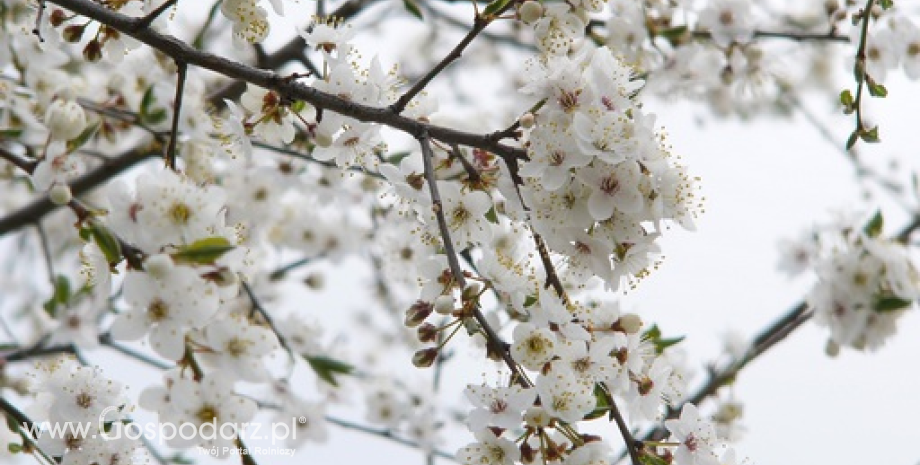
5;1;920;465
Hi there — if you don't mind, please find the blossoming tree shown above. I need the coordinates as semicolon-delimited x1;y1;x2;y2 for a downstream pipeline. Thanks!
0;0;918;465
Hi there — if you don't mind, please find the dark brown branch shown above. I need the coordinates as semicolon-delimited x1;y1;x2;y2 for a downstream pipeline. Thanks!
417;132;529;387
165;61;186;171
0;146;38;173
629;212;920;449
46;0;527;163
131;0;177;32
609;397;642;465
0;147;156;236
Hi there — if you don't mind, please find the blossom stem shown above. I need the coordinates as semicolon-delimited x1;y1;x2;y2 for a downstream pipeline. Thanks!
609;397;642;465
417;132;531;387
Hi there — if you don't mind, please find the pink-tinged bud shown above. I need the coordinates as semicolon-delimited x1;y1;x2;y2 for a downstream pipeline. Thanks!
50;9;67;27
405;300;433;327
62;24;85;42
83;39;103;62
412;347;438;368
417;323;438;343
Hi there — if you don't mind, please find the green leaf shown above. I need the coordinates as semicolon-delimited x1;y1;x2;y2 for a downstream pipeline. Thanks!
7;443;22;454
66;122;99;152
403;0;423;20
862;210;884;238
583;383;611;420
639;452;671;465
867;81;888;98
642;324;685;355
43;274;73;316
173;236;235;265
846;129;859;150
484;206;499;224
482;0;514;17
88;222;123;267
657;25;688;41
879;0;894;9
305;355;354;387
168;454;194;465
140;86;168;125
0;128;23;138
859;125;880;143
523;295;537;307
872;294;912;313
387;151;411;165
839;89;854;110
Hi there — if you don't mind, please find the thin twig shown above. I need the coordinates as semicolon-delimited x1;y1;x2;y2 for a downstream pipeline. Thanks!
165;61;187;171
34;223;56;288
392;12;492;114
131;0;177;32
417;132;529;387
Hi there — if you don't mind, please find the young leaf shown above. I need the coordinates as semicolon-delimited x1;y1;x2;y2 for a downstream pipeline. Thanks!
872;294;912;313
66;122;100;152
862;209;884;238
403;0;423;20
88;223;123;267
173;236;235;265
482;0;514;17
140;86;168;125
846;129;859;150
305;355;355;387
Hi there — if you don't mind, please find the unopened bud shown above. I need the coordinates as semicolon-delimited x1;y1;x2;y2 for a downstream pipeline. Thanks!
412;347;438;368
825;338;841;357
405;300;433;327
519;112;536;129
48;184;72;206
824;0;840;16
50;9;67;27
434;295;455;315
417;322;438;343
83;39;103;62
62;24;85;43
45;99;87;141
303;272;324;290
617;313;643;334
519;1;544;24
144;254;174;278
462;282;483;302
314;132;333;148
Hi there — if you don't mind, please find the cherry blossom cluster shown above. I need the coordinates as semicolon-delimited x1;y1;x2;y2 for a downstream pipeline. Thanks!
25;356;140;465
779;211;920;352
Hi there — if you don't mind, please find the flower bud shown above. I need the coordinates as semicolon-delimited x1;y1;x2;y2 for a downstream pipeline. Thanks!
50;9;67;27
303;272;324;290
62;24;86;43
144;254;174;279
519;112;535;129
83;39;103;62
314;132;333;148
417;322;438;343
519;1;543;24
405;300;433;327
412;347;438;368
462;281;482;302
617;313;643;334
825;338;840;357
45;99;87;141
433;295;455;315
48;184;72;206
